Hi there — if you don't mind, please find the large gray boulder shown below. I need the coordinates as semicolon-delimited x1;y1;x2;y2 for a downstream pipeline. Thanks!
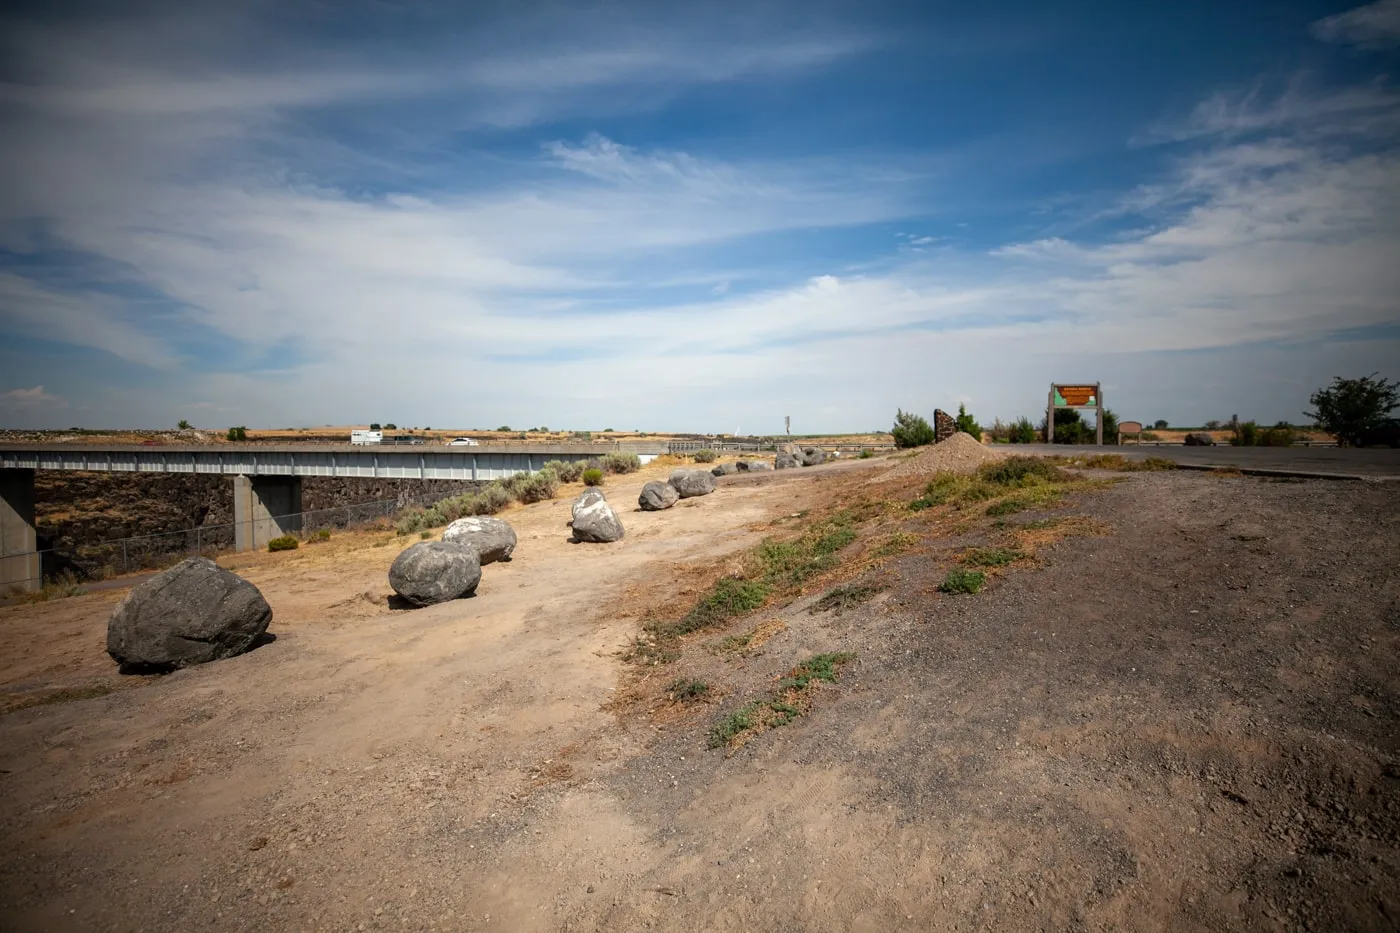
639;481;680;511
107;557;272;671
669;469;716;498
389;540;482;607
572;489;625;542
775;452;799;470
1184;432;1215;447
745;460;773;472
799;446;827;466
441;515;517;564
711;462;740;477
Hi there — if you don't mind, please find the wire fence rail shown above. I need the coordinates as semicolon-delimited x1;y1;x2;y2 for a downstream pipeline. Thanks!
4;491;450;592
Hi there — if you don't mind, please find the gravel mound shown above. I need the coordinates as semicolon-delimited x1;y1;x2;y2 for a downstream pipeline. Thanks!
878;432;1007;481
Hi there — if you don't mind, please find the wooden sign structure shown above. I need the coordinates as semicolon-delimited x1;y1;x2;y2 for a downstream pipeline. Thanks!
1047;383;1104;445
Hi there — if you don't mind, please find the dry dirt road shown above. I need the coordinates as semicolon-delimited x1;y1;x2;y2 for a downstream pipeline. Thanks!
1;457;1397;933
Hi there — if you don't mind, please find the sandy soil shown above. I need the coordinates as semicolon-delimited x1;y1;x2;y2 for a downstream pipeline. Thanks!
1;456;1396;932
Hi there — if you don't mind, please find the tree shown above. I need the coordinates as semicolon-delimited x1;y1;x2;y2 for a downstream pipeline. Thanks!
369;422;382;431
1153;419;1169;430
497;425;511;432
1305;373;1400;446
384;423;397;430
890;409;934;448
1204;420;1222;430
955;403;981;439
177;419;191;430
1009;417;1037;444
226;426;247;441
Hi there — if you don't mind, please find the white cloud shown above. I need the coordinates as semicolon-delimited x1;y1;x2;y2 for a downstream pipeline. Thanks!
1311;0;1400;48
0;386;65;407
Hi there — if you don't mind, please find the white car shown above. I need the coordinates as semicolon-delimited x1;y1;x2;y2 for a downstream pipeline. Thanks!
447;437;480;446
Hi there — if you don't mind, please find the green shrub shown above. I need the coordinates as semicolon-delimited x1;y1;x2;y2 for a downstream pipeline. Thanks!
857;448;874;459
226;426;248;442
419;530;432;539
600;451;641;474
582;468;604;486
1260;422;1296;447
693;448;718;463
515;471;559;504
1009;417;1038;444
891;409;935;448
316;529;331;542
955;403;981;440
1230;421;1260;446
543;459;586;483
267;535;298;552
938;569;984;594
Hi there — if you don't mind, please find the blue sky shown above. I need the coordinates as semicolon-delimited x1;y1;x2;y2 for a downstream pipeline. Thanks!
1;0;1398;432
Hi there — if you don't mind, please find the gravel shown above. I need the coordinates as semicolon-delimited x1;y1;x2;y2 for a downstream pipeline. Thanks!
878;431;1007;482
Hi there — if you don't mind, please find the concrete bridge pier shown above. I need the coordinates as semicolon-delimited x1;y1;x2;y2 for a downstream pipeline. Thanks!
233;475;302;551
1;468;39;594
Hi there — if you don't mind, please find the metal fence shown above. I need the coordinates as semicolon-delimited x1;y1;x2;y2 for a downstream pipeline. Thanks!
7;491;452;591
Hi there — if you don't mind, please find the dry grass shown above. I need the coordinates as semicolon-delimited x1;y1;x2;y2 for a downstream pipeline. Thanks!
708;618;788;657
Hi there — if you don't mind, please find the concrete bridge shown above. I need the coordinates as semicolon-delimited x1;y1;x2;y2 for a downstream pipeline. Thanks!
0;442;665;592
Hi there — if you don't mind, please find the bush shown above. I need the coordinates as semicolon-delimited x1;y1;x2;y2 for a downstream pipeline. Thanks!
267;535;298;552
1306;373;1400;447
419;530;432;539
1230;421;1260;446
515;471;559;504
955;404;981;440
601;451;641;474
858;448;874;459
977;456;1071;486
226;426;248;441
1260;422;1296;447
543;459;585;483
582;468;604;486
891;409;935;448
1010;417;1038;444
315;529;331;542
693;448;718;463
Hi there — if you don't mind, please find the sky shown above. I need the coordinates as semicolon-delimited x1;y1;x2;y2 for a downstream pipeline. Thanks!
1;0;1398;433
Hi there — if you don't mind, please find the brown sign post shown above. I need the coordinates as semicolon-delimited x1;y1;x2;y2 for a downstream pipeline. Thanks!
1047;383;1104;445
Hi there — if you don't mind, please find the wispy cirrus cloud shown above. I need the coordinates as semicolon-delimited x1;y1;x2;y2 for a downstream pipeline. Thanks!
1311;0;1400;48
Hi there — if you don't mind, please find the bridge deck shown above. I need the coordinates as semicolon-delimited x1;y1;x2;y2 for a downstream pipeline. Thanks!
0;443;665;482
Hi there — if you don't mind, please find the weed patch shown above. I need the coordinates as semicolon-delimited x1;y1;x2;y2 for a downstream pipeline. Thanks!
872;532;919;558
809;583;882;615
673;578;771;636
709;618;787;657
961;547;1022;567
938;569;985;594
667;679;710;701
708;652;856;750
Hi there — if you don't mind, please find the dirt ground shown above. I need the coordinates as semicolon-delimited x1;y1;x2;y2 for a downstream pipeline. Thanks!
1;456;1397;932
